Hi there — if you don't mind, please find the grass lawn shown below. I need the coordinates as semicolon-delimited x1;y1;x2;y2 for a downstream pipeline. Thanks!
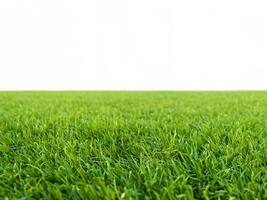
0;92;266;199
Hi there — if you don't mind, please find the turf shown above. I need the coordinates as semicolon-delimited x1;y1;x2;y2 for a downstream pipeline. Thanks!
0;92;266;199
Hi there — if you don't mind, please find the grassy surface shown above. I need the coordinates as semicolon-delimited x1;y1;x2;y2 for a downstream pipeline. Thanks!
0;92;266;199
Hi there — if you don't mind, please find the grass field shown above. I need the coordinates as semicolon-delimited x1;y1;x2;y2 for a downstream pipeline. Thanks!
0;92;266;199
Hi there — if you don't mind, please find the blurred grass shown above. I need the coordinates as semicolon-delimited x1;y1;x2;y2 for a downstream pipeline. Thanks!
0;91;266;199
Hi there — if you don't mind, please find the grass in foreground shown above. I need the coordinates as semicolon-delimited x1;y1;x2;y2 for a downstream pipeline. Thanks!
0;92;266;199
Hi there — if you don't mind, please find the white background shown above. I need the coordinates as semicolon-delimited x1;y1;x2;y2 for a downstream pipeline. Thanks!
0;0;266;90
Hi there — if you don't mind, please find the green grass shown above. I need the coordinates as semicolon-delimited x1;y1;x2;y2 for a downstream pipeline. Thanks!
0;92;266;199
